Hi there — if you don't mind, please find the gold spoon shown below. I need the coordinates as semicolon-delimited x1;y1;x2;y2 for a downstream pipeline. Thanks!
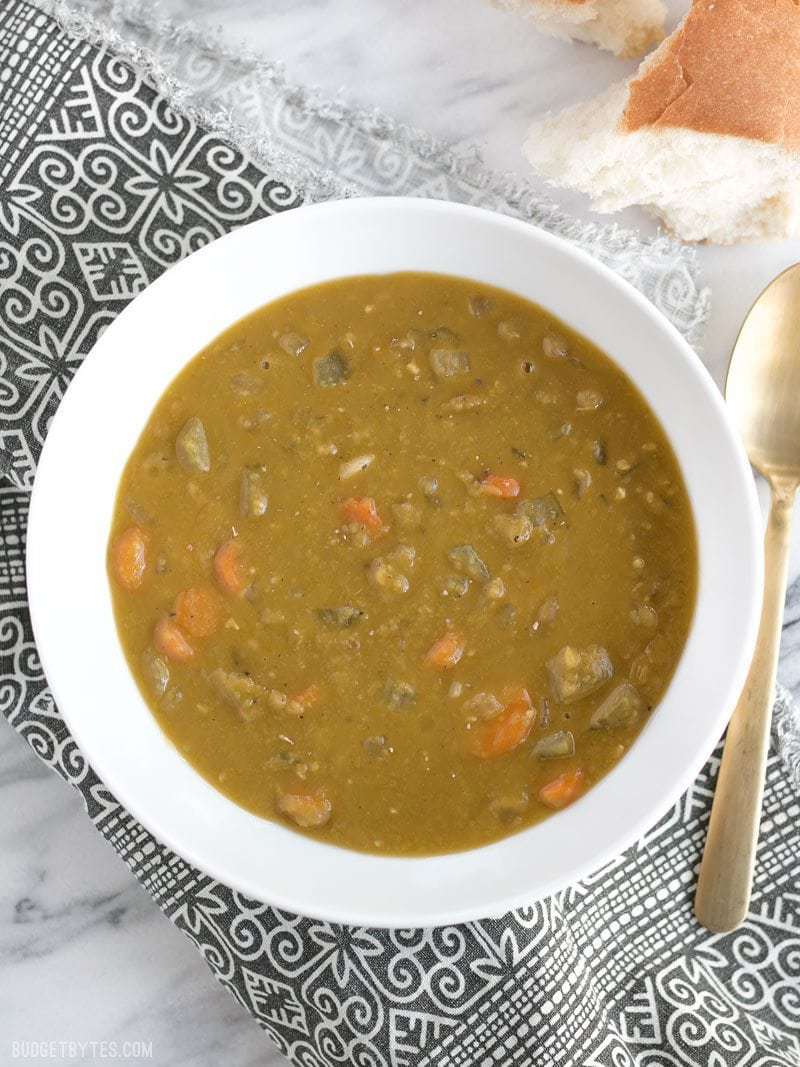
694;263;800;933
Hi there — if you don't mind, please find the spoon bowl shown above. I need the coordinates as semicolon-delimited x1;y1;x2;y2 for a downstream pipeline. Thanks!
726;263;800;479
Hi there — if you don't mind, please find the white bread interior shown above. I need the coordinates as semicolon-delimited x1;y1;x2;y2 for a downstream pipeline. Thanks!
493;0;666;58
523;2;800;243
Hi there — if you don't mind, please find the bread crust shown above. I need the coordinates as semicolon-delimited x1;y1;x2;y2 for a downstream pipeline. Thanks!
622;0;800;149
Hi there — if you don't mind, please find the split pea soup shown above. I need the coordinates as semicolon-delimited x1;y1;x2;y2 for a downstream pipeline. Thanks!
108;272;697;856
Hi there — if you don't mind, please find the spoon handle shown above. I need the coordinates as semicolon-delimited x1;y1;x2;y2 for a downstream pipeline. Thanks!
694;479;795;933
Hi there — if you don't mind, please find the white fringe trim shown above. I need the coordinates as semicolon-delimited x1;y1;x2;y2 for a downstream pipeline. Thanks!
32;0;710;350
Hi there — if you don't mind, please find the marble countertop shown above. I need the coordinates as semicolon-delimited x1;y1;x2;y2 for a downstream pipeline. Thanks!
4;1;800;1063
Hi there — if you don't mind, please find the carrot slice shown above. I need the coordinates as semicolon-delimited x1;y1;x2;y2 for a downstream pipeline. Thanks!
213;538;247;596
277;788;332;828
175;586;220;638
479;474;521;499
424;630;465;670
153;617;194;663
287;683;321;716
340;497;384;537
111;526;148;591
470;692;536;759
538;768;585;810
292;683;321;706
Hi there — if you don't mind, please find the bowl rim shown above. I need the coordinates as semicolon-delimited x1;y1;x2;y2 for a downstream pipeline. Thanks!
27;196;763;927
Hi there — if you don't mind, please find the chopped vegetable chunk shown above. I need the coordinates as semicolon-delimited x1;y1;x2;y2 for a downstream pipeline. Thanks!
429;348;471;379
383;679;417;710
479;474;521;499
429;326;460;344
448;544;490;582
240;468;269;517
277;789;332;828
539;769;585;809
443;575;470;597
316;606;365;628
425;630;465;670
577;389;604;411
369;555;410;593
341;496;384;537
489;790;529;823
546;645;614;704
493;513;532;546
517;493;567;529
313;350;350;386
287;684;322;716
463;691;503;719
574;468;592;498
590;682;644;729
532;730;575;760
175;416;210;473
339;454;374;480
278;331;309;357
211;668;262;719
153;617;194;663
175;586;220;638
469;690;535;759
213;538;248;596
111;525;148;591
141;648;169;697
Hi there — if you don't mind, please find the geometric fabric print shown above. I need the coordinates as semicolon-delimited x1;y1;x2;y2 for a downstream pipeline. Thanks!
241;969;309;1036
74;242;148;300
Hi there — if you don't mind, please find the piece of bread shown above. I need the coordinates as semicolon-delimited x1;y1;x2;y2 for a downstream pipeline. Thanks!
523;0;800;244
493;0;666;58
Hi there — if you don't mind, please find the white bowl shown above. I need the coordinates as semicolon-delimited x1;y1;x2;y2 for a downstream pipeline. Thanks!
28;198;762;927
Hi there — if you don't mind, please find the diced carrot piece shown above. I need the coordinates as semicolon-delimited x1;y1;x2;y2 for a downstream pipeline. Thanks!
287;683;322;716
175;586;220;638
277;788;332;828
470;692;536;759
538;768;585;810
153;617;194;663
293;683;321;706
111;526;148;591
340;496;384;537
424;630;465;670
479;474;521;499
213;537;247;596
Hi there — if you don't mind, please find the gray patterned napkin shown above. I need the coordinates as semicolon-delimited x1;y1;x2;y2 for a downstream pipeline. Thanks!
2;2;799;1064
